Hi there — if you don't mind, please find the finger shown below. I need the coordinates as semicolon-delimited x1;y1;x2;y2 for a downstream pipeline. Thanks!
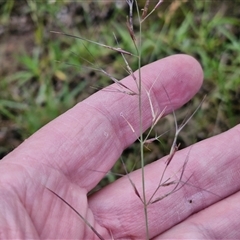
153;191;240;239
4;54;203;190
89;124;240;239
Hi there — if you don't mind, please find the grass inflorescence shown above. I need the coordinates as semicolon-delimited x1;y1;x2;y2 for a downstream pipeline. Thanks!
46;1;225;239
0;1;240;238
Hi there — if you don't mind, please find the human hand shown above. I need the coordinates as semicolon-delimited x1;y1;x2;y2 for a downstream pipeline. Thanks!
1;55;239;239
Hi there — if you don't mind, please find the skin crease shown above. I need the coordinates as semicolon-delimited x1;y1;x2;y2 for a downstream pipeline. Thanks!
0;54;240;239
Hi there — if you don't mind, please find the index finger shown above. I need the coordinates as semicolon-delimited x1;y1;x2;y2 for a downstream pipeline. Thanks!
4;54;203;191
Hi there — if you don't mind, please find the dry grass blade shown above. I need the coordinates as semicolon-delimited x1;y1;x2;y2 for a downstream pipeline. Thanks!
165;143;180;166
147;142;190;205
57;56;138;96
120;157;143;203
98;68;138;95
127;17;136;42
141;0;150;19
46;188;105;240
126;0;134;31
112;32;138;87
69;39;138;95
150;162;191;204
144;130;169;149
50;31;135;56
120;112;136;133
141;0;164;23
177;95;207;133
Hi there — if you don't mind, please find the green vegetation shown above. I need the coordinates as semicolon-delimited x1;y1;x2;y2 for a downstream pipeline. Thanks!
0;0;239;173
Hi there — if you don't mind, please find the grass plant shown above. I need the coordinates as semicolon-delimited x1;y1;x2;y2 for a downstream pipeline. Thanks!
48;1;218;239
0;0;240;238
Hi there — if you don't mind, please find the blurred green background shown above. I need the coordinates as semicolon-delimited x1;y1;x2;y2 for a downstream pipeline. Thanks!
0;1;240;181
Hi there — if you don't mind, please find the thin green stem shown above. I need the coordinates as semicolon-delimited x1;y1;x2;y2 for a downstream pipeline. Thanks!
135;1;149;239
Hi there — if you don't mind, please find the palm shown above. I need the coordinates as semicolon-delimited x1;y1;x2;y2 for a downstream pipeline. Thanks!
1;55;240;239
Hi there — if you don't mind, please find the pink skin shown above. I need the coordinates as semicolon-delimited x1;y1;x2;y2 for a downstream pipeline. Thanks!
1;54;239;239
